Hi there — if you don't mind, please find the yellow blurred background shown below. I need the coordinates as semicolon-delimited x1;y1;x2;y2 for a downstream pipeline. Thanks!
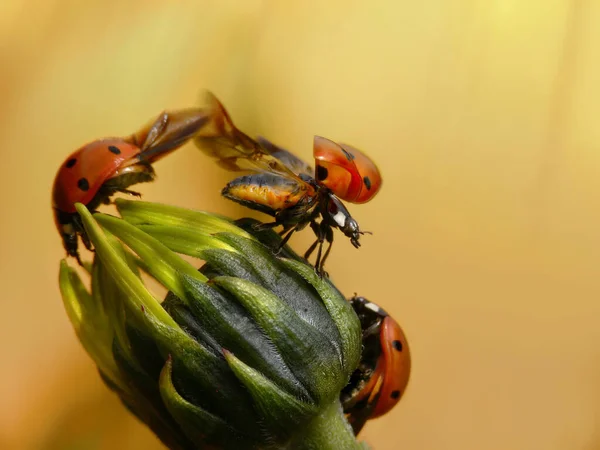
2;0;600;449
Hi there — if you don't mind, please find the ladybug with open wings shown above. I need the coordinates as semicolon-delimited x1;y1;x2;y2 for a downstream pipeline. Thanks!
341;296;411;435
194;93;382;275
52;108;209;264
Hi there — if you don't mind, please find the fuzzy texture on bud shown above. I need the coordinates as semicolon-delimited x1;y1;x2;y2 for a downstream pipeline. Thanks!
59;199;365;450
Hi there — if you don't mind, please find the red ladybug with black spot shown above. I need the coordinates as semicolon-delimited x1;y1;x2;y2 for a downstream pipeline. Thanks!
341;295;411;435
194;93;382;275
53;108;210;264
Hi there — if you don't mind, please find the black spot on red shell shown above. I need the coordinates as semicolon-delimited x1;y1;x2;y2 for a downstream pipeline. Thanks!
341;148;355;161
392;340;403;351
390;390;401;399
65;158;77;168
363;176;372;190
77;177;90;191
108;145;121;155
316;165;329;181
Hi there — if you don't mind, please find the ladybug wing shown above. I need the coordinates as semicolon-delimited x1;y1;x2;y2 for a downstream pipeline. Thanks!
127;108;211;164
194;92;311;185
255;136;313;178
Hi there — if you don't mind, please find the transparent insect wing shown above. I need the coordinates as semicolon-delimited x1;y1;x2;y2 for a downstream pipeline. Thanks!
256;136;314;178
194;92;307;183
129;108;211;163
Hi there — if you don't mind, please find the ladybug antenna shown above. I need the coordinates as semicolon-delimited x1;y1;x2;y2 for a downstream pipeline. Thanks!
359;230;373;236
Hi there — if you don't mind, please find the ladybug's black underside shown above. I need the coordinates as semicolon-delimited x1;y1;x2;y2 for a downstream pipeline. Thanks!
340;296;388;435
222;173;319;219
221;172;363;275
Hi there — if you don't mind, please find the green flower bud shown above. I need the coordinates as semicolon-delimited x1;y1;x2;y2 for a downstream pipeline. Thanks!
59;199;366;449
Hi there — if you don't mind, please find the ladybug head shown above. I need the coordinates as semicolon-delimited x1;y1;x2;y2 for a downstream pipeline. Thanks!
344;217;361;248
342;216;373;249
325;194;372;248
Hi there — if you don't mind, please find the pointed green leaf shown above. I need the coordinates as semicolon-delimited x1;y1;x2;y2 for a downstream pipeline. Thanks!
214;233;341;349
212;276;343;403
159;356;250;449
140;309;260;437
115;198;251;238
111;338;192;450
224;350;316;438
136;224;235;256
59;260;122;388
75;203;178;329
93;212;208;299
281;259;361;374
180;275;309;399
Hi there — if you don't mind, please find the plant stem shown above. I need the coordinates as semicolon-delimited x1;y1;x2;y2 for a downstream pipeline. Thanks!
287;401;366;450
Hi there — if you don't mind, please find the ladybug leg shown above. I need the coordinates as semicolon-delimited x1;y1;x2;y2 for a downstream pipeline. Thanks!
80;230;93;253
275;226;297;255
305;220;331;276
304;238;319;260
303;221;322;260
278;224;294;236
317;225;334;276
253;221;280;232
117;188;142;198
63;231;83;266
362;319;383;339
72;213;94;252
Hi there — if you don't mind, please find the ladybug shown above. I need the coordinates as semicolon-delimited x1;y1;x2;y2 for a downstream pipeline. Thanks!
53;108;210;264
341;295;411;435
194;93;382;275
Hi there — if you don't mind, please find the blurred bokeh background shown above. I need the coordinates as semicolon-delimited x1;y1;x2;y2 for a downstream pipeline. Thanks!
2;0;600;449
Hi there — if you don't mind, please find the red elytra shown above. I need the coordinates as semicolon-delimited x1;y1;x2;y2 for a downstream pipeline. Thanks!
313;136;382;204
370;315;411;418
346;315;411;419
52;139;141;214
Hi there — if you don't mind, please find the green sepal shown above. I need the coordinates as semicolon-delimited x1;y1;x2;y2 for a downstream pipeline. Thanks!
197;248;263;283
281;259;361;375
59;260;121;387
93;212;208;296
212;276;343;404
233;218;305;263
115;198;250;238
139;308;261;439
224;350;317;440
159;356;252;450
214;233;341;351
179;274;309;399
162;296;222;356
75;203;177;329
136;224;236;256
91;239;136;364
111;337;193;450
